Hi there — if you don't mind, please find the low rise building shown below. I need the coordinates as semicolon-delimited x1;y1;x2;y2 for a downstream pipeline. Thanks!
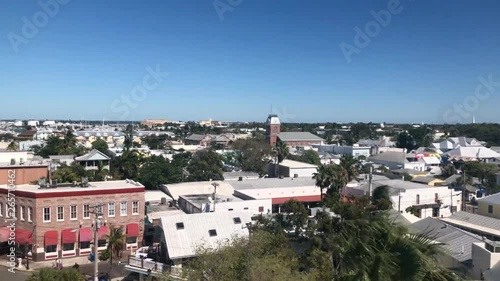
268;159;318;178
0;180;145;262
477;193;500;219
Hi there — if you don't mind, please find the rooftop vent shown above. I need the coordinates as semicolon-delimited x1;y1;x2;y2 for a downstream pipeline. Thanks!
208;229;217;237
233;217;241;224
176;222;184;230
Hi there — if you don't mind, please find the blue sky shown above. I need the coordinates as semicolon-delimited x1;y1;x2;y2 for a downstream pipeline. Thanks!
1;0;500;123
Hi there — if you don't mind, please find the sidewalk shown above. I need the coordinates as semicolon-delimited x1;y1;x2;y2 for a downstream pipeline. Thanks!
0;255;129;280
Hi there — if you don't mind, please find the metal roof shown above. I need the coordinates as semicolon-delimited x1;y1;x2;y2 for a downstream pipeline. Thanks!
445;212;500;233
160;212;253;260
411;217;482;263
277;132;324;142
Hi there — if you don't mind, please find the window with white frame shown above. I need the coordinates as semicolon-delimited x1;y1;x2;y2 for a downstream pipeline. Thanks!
0;203;3;217
132;201;139;215
20;206;25;221
120;201;127;216
83;204;90;219
43;207;50;222
57;206;64;221
28;207;33;222
70;205;77;220
108;202;115;217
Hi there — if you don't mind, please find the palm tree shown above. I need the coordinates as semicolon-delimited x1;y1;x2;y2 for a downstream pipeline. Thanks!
313;164;333;201
339;155;360;182
273;140;289;177
6;141;18;151
104;225;125;265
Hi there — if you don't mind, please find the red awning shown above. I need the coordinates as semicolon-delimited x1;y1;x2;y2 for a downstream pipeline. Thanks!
44;231;58;246
98;226;109;240
0;227;10;243
61;229;76;244
15;229;33;245
272;195;322;205
126;223;139;237
79;228;93;242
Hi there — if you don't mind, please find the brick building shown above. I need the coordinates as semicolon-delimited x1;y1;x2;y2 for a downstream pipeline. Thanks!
0;180;145;262
264;114;324;147
0;164;49;185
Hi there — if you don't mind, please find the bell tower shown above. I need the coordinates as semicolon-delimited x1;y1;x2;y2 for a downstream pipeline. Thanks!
265;114;281;146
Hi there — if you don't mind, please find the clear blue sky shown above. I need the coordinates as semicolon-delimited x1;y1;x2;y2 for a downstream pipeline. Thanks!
1;0;500;123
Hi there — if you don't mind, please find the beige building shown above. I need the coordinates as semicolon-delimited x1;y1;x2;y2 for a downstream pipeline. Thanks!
477;193;500;219
140;119;168;127
0;180;145;262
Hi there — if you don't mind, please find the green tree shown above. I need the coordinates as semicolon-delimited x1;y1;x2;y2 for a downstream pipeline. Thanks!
27;267;84;281
186;230;313;281
339;155;359;182
396;132;416;152
104;225;125;265
138;155;172;189
187;150;224;181
313;164;333;201
274;140;289;177
91;139;109;154
372;185;393;210
231;139;273;176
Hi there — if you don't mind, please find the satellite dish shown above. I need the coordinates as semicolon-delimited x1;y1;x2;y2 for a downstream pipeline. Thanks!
208;197;214;203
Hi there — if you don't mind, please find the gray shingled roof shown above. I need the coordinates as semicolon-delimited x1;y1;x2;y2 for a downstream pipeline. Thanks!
186;134;210;141
411;217;482;263
277;132;324;142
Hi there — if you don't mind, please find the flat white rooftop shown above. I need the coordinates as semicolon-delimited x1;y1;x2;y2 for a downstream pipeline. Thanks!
0;180;144;193
278;159;318;169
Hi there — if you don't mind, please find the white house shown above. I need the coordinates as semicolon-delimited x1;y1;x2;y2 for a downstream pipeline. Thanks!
313;144;370;159
368;152;426;171
377;180;462;218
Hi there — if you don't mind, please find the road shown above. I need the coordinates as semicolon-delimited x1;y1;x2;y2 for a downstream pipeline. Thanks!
0;266;31;281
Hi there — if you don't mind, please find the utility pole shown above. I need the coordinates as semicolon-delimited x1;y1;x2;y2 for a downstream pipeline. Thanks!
450;188;454;214
211;182;219;212
368;165;373;197
90;204;103;281
398;189;401;212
